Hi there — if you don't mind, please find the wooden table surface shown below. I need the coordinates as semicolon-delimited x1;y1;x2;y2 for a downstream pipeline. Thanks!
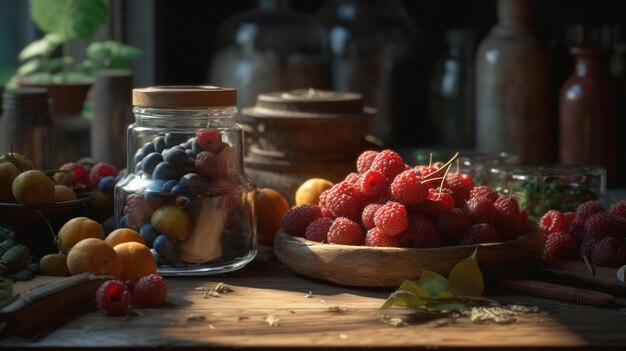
1;246;626;350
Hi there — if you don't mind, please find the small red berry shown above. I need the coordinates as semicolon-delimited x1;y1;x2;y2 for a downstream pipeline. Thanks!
133;274;168;307
584;212;626;240
464;196;496;225
426;188;454;211
609;200;626;221
573;200;604;226
370;150;405;180
591;237;626;268
461;223;500;245
469;186;499;203
436;208;470;245
327;217;364;246
195;128;223;153
365;227;401;247
58;162;87;186
361;203;382;230
359;170;389;198
374;201;409;236
325;182;367;221
544;232;579;260
305;217;334;242
390;170;428;206
96;280;131;316
399;217;440;248
356;150;378;174
88;162;118;190
493;196;521;240
281;204;323;237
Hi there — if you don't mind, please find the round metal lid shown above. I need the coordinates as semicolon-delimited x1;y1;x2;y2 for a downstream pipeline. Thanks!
133;86;236;109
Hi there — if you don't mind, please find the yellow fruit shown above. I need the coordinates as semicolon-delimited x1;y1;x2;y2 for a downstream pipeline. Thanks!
295;178;334;206
54;184;77;202
67;238;122;277
105;228;145;248
11;170;55;204
151;205;192;241
39;253;71;276
58;217;105;253
113;242;157;286
256;188;290;246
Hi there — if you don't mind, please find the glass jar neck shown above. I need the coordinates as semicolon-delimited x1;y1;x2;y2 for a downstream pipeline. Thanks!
132;107;238;129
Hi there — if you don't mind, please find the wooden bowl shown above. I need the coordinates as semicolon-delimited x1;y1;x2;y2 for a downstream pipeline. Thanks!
274;228;542;287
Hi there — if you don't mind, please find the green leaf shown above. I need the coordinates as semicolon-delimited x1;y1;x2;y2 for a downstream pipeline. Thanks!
44;56;74;72
52;71;92;84
448;248;484;297
17;59;44;75
86;41;111;61
397;280;432;298
380;291;425;310
18;34;65;61
25;72;54;84
418;269;453;297
30;0;109;39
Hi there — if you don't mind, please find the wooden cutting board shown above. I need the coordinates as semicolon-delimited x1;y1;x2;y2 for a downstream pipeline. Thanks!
534;258;626;293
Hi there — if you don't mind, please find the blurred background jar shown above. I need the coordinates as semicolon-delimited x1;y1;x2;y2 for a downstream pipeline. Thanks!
429;28;477;149
318;0;425;147
475;0;554;162
559;46;619;186
208;0;331;117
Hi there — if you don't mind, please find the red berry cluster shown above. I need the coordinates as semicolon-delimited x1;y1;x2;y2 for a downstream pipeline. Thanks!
95;274;168;316
280;150;529;248
539;200;626;268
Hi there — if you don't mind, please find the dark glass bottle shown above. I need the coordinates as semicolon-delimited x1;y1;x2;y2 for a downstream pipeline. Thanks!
559;46;619;186
475;0;553;162
429;28;477;148
0;87;52;169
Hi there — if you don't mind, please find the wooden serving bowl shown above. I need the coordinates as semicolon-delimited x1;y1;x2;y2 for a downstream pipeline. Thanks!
274;227;542;287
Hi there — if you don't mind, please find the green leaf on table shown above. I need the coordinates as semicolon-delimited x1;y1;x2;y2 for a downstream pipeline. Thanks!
418;269;453;297
448;248;484;297
30;0;109;40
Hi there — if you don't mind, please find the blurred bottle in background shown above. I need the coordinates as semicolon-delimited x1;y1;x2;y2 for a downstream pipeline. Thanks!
429;28;477;149
208;0;331;117
475;0;554;162
318;0;425;147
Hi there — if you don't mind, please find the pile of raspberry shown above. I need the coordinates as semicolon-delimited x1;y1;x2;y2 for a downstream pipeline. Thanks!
539;200;626;268
280;149;529;248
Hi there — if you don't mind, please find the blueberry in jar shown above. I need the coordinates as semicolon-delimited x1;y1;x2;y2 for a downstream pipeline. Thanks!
141;152;163;175
152;161;179;180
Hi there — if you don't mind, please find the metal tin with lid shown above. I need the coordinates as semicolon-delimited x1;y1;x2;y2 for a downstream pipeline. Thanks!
115;86;257;275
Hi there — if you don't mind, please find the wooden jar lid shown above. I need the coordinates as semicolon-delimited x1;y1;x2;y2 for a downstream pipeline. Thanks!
133;86;236;109
242;88;373;118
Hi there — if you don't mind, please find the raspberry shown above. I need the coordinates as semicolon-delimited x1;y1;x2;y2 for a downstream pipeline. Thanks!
370;150;405;180
194;151;218;179
609;200;626;221
461;223;500;245
591;237;626;268
563;212;576;225
96;280;131;316
415;165;437;178
436;208;470;245
539;210;567;237
374;201;409;236
359;170;389;197
399;217;440;248
327;217;364;245
493;196;521;240
361;203;382;230
344;172;360;184
408;199;440;221
281;204;323;237
584;212;626;239
544;231;579;260
464;196;496;225
325;182;367;221
123;194;153;230
573;200;604;226
365;228;401;247
88;162;118;190
567;222;586;241
469;186;498;203
305;217;334;242
445;173;472;207
518;209;529;233
390;170;428;206
426;188;454;211
133;274;168;307
356;150;378;174
195;128;224;153
58;162;87;186
580;236;597;260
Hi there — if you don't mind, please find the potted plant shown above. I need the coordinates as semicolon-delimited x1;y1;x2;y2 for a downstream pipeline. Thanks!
7;0;141;117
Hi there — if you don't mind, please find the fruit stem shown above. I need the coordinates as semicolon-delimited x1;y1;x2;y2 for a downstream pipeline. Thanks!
423;152;459;181
439;162;453;193
37;210;58;245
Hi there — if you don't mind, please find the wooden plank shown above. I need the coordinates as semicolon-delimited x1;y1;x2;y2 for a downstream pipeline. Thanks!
1;248;625;349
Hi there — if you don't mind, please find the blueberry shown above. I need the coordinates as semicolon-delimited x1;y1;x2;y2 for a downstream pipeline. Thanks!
141;141;155;155
153;234;178;261
151;249;168;265
185;149;196;158
119;215;129;228
97;176;117;194
171;184;189;196
141;152;163;175
139;223;159;247
133;149;144;164
165;133;187;148
191;139;203;154
152;161;179;180
161;179;178;192
163;148;189;169
179;173;202;190
153;136;167;153
135;161;142;173
183;139;193;149
144;188;164;207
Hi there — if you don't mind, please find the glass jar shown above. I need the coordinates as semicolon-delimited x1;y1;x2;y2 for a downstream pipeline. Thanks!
114;86;257;275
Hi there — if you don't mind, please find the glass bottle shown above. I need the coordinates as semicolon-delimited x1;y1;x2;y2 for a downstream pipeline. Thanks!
559;47;619;186
429;28;477;148
475;0;554;162
115;86;257;275
0;87;52;169
318;0;424;146
208;0;331;114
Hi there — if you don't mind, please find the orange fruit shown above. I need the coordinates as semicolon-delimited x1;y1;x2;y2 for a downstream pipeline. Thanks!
58;217;105;253
295;178;334;206
255;188;290;246
105;228;146;247
113;242;157;286
67;238;122;277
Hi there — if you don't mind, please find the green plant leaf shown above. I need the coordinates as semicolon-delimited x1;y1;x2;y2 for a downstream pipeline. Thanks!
418;269;453;297
17;59;44;75
44;56;74;72
30;0;109;39
380;291;425;310
25;72;54;84
448;248;484;297
397;280;432;298
18;34;65;61
52;71;92;84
